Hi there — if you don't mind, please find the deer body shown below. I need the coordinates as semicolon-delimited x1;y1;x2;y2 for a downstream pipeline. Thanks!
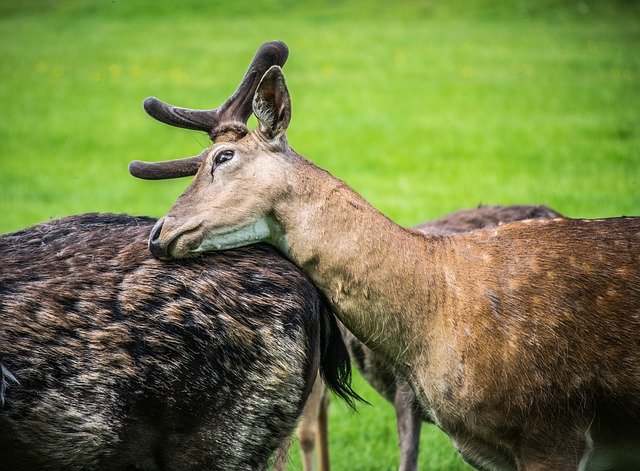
0;213;354;470
286;205;563;471
334;205;565;471
154;136;640;468
274;165;640;441
138;50;640;469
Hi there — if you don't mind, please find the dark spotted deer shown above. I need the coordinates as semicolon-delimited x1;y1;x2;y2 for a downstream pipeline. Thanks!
134;46;640;470
0;42;359;471
0;214;357;471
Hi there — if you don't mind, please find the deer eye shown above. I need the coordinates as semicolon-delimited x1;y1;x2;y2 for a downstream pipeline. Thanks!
214;149;235;166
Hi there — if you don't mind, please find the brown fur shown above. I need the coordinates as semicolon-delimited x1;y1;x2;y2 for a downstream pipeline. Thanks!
287;204;563;471
147;63;640;470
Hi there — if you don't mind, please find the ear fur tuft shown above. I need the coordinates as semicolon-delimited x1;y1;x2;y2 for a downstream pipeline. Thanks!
252;66;291;140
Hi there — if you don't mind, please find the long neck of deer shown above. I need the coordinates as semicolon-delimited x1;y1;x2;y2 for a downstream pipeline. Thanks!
275;161;444;368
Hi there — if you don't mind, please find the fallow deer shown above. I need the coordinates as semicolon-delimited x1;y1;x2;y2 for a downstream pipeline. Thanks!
289;205;564;471
0;214;357;471
0;42;359;471
133;47;640;470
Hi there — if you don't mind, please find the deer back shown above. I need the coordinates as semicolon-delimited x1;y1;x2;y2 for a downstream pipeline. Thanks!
0;213;355;471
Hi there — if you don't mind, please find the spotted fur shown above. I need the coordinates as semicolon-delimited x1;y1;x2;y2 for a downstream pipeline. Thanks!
291;205;564;471
0;213;356;471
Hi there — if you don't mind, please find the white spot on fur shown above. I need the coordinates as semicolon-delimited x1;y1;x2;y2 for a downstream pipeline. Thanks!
443;266;459;294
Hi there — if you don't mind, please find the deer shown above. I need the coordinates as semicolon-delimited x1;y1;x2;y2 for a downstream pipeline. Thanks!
131;43;640;470
280;204;563;471
0;42;360;471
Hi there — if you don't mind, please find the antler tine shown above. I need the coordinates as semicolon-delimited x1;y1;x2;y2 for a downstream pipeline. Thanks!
142;97;214;134
217;40;289;125
143;41;289;137
128;151;206;180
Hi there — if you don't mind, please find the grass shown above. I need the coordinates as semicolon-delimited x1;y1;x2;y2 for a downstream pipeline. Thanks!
1;1;639;469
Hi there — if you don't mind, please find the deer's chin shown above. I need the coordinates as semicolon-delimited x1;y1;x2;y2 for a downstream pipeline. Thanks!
194;218;274;252
163;231;204;259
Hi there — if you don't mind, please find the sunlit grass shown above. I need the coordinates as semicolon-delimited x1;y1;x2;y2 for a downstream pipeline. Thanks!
1;1;639;469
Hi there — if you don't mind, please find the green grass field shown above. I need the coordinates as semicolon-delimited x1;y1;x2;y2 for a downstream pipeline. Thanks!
1;1;639;469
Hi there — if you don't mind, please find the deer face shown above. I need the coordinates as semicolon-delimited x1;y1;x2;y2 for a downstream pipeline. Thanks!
148;66;293;260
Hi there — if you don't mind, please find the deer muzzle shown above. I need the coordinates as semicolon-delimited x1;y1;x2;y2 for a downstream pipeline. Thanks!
149;217;206;260
149;217;170;260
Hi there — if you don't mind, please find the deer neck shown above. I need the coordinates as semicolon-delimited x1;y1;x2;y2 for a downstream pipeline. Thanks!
273;161;443;367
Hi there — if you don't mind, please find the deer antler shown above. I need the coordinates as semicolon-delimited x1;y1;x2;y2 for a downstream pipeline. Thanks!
128;150;208;181
129;41;289;180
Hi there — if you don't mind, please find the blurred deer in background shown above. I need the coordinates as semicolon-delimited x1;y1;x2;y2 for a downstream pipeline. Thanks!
137;44;640;470
0;42;359;471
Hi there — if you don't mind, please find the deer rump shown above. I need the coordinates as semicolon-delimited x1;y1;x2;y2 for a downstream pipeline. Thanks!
0;213;351;471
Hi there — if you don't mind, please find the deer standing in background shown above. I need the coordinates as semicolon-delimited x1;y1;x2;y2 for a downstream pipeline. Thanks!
133;46;640;470
0;42;359;471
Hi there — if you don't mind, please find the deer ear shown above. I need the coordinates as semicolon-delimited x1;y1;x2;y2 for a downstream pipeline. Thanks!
253;66;291;141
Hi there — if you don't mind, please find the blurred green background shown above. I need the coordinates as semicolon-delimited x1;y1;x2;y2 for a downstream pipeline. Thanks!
1;1;639;469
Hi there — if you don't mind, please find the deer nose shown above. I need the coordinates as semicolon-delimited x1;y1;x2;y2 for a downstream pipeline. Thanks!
149;217;169;260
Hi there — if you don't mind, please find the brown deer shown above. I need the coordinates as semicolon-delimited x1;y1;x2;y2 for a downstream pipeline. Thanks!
0;42;359;471
285;205;564;471
133;48;640;470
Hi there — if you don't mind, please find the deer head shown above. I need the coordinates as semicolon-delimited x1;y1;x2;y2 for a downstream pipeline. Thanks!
129;40;289;179
133;45;300;260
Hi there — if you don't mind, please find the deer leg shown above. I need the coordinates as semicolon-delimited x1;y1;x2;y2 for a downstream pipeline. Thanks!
273;435;292;471
297;374;326;471
518;456;580;471
394;379;421;471
316;385;331;471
